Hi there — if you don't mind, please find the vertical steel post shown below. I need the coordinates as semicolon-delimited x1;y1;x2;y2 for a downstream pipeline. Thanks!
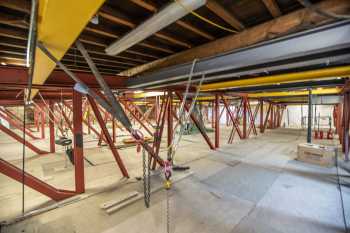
40;107;45;139
307;89;312;143
215;94;220;148
73;90;85;193
260;99;264;133
243;97;247;139
344;93;349;161
167;92;173;158
211;101;215;129
49;101;55;153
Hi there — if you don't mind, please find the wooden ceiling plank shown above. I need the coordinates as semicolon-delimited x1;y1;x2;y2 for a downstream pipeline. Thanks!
100;5;192;48
262;0;282;18
119;0;350;76
129;0;215;40
0;0;30;14
206;0;244;31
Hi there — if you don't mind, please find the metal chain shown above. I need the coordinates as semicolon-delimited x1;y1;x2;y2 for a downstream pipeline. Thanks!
166;189;170;233
142;147;151;208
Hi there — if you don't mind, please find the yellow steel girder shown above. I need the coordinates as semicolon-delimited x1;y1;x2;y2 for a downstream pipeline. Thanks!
200;66;350;91
31;0;106;98
247;87;341;98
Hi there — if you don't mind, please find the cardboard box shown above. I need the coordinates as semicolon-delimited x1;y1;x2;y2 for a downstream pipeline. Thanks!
297;143;337;167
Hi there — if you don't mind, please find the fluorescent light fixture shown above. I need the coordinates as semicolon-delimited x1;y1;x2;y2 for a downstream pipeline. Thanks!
0;62;6;66
105;0;206;55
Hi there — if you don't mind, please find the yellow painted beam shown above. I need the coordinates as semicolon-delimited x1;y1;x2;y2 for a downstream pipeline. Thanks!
31;0;106;98
200;66;350;91
248;87;341;98
133;91;164;99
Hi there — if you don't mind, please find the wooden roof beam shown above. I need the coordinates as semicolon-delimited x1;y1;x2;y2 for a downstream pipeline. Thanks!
206;0;244;31
129;0;215;40
261;0;282;18
119;0;350;76
0;0;30;14
0;35;149;64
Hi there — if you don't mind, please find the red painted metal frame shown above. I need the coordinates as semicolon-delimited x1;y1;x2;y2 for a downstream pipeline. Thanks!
151;95;169;169
343;92;349;161
120;100;153;136
247;101;260;137
0;158;76;201
88;96;129;178
63;101;106;143
3;108;35;132
260;99;264;133
221;95;243;143
57;104;74;133
40;107;45;139
49;101;55;153
242;97;247;139
73;90;85;193
176;92;215;150
0;122;48;154
215;94;220;148
168;92;173;157
0;109;39;140
262;103;272;133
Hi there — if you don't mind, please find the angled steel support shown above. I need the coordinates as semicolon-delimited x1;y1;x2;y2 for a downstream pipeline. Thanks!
247;101;260;136
63;101;106;143
57;104;73;133
260;99;264;133
120;100;153;136
0;123;48;155
176;92;215;150
0;158;75;201
262;103;272;133
221;95;243;141
242;97;247;139
39;41;163;166
88;96;129;178
0;109;39;140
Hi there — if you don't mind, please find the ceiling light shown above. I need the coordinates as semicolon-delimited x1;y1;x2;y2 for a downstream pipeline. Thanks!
0;62;6;66
105;0;206;55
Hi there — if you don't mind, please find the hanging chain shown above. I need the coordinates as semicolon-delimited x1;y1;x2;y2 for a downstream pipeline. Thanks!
142;147;151;208
166;188;170;233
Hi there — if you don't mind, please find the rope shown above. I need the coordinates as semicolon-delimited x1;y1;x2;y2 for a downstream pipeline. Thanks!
169;74;206;161
335;149;349;232
174;0;238;33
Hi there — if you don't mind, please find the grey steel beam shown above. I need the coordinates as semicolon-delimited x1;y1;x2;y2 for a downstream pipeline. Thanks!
127;20;350;89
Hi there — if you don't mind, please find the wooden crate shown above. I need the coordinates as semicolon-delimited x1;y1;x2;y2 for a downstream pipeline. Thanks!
297;143;337;167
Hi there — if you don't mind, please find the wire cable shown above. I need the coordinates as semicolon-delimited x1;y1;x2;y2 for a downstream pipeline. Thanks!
174;0;238;33
22;91;27;215
335;149;349;232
